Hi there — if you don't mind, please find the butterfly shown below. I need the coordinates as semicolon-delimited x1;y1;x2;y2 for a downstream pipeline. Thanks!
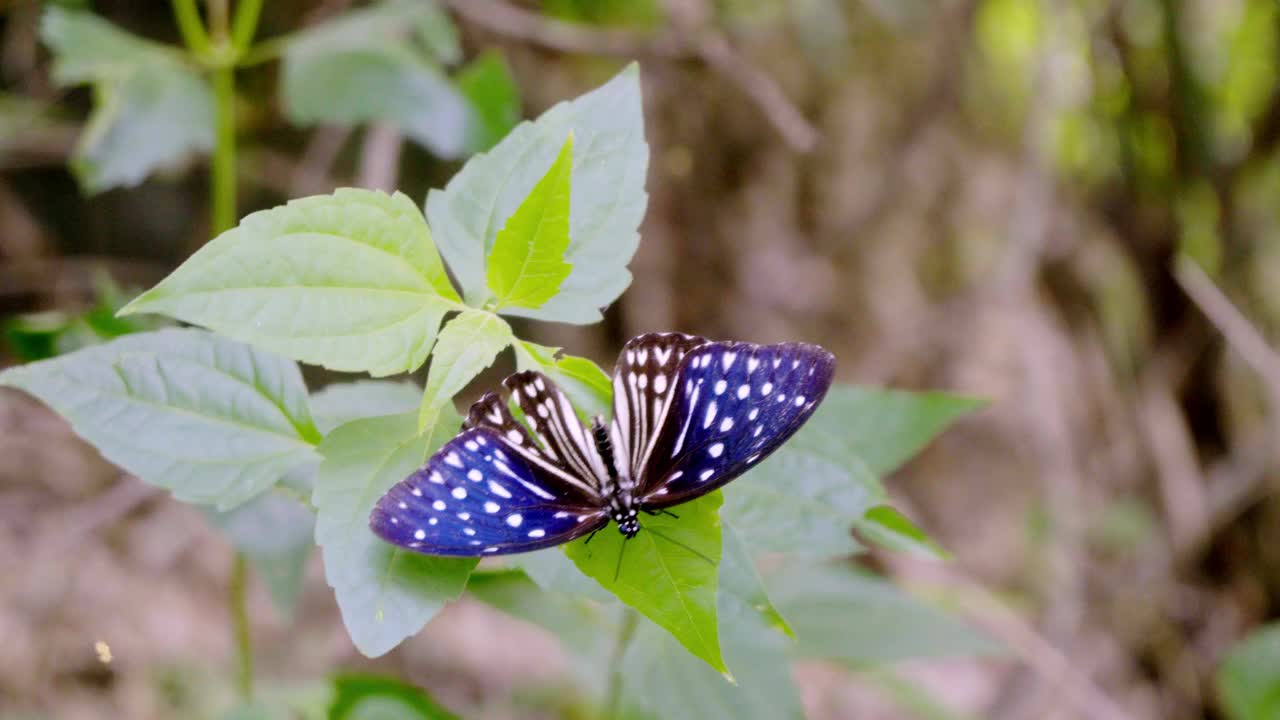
369;333;835;556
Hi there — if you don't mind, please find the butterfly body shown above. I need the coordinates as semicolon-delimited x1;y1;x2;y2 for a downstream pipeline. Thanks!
370;333;835;556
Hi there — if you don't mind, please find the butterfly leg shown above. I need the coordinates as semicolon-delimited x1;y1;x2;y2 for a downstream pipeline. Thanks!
643;509;680;520
584;528;601;547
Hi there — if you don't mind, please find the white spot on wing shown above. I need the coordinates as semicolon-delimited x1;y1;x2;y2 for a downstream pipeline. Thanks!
506;514;523;527
714;380;727;395
415;529;426;540
467;469;483;482
709;442;725;458
451;487;467;499
484;501;500;513
704;401;718;428
464;527;476;536
722;352;737;370
432;500;446;511
488;480;512;499
761;382;773;395
458;512;471;521
465;441;478;451
737;384;750;399
795;395;805;406
528;529;546;538
699;469;714;481
654;374;668;393
720;417;734;432
747;357;760;373
445;452;463;468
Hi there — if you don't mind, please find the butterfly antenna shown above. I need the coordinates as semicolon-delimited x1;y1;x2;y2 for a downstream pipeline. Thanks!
614;538;628;583
646;528;714;566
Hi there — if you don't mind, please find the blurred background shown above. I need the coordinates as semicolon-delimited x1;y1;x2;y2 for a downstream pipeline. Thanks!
3;0;1280;718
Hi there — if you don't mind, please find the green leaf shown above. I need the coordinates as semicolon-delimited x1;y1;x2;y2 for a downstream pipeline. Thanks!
457;50;521;151
485;133;575;310
507;546;615;603
314;411;476;657
800;386;983;475
767;563;999;663
417;309;512;430
720;523;792;637
620;534;804;720
40;7;213;192
330;674;459;720
722;448;879;557
282;1;471;158
0;329;318;509
512;340;612;420
311;380;423;433
856;505;949;560
427;63;648;322
1217;622;1280;720
120;189;461;377
566;492;726;675
207;493;314;619
467;569;616;668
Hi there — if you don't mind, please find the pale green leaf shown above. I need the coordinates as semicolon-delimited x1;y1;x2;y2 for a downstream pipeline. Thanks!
1217;622;1280;720
311;380;422;433
800;386;983;475
0;329;318;509
457;50;521;151
720;523;792;637
512;340;612;420
282;1;470;158
767;563;999;663
427;63;647;322
207;493;315;619
314;410;476;657
485;132;575;310
120;189;461;377
41;7;213;192
722;447;879;557
856;505;949;560
417;309;512;430
330;674;459;720
506;547;614;603
566;492;726;675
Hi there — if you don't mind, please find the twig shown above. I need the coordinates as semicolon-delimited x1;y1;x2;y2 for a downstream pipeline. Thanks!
1173;256;1280;406
442;0;819;152
357;123;404;192
230;551;254;700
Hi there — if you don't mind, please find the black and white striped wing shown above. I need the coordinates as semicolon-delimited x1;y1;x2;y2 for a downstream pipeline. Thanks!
501;371;610;494
607;332;710;478
636;341;836;509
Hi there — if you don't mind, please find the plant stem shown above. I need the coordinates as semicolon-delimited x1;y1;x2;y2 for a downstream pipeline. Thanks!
211;64;237;235
231;0;264;50
603;609;639;719
230;552;253;700
170;0;210;54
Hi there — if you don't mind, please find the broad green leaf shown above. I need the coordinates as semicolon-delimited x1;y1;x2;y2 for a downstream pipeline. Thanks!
207;493;314;619
799;386;983;475
41;7;213;192
314;410;476;657
311;380;422;433
720;523;792;637
620;537;804;720
722;448;878;556
417;309;512;430
0;329;318;509
467;570;616;667
120;189;461;377
283;1;470;158
457;50;521;151
856;505;949;560
1217;622;1280;720
330;674;459;720
427;63;648;322
485;133;575;310
566;492;726;674
512;340;612;420
767;563;998;663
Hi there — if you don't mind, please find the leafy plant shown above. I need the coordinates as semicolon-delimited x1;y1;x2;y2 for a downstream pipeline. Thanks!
4;4;996;716
1217;622;1280;720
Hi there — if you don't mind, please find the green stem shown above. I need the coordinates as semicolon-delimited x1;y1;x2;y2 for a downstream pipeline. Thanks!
211;64;237;235
170;0;210;54
230;552;254;700
603;609;639;719
231;0;264;50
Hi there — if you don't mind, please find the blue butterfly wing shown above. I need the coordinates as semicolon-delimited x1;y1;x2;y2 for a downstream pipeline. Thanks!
637;341;835;508
370;425;607;556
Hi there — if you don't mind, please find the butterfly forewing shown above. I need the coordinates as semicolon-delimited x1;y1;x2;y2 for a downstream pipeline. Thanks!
637;341;835;508
503;371;609;491
609;332;709;478
370;427;607;556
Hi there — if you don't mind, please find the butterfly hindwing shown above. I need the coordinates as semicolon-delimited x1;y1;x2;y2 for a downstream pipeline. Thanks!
609;332;710;477
504;371;609;494
638;341;836;508
370;427;608;556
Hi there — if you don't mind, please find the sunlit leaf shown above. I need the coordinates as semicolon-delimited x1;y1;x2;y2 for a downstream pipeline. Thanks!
457;50;521;151
427;63;647;322
120;189;461;377
566;492;726;674
485;132;575;310
330;674;459;720
311;380;423;433
1217;622;1280;720
0;329;318;509
416;309;512;430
